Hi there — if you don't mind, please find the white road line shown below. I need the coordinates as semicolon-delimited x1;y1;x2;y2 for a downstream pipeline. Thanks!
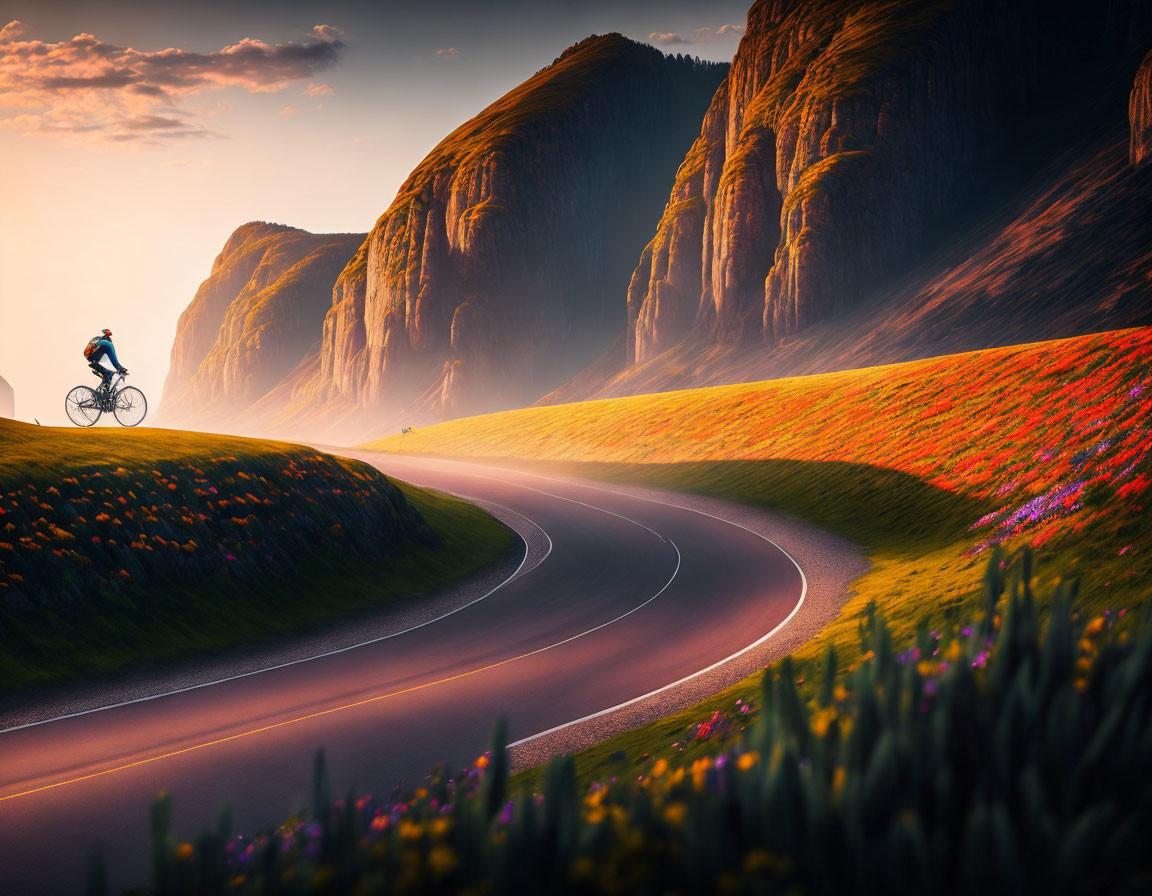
0;498;546;736
355;454;809;751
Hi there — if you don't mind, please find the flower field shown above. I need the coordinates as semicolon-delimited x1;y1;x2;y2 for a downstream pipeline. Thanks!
107;555;1152;895
371;326;1152;645
0;419;517;690
0;445;425;605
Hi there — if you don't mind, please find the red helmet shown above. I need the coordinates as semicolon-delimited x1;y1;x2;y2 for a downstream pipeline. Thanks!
102;329;113;339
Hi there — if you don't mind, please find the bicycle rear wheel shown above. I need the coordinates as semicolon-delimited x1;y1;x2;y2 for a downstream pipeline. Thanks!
65;385;101;426
113;386;148;427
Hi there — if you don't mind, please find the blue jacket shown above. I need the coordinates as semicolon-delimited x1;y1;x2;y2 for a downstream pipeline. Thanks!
91;339;124;371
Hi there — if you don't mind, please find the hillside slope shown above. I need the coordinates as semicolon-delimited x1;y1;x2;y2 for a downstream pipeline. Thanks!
373;326;1152;651
160;222;364;429
262;34;726;441
556;0;1152;402
0;419;516;689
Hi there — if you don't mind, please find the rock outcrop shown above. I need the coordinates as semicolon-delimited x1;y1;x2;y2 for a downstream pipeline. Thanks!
161;223;364;427
0;374;13;419
286;34;726;434
625;0;1152;365
546;122;1152;404
1132;50;1152;167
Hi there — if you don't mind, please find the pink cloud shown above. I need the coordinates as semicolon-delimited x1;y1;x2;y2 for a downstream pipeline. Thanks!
436;47;461;58
0;20;27;42
302;82;333;97
0;20;347;144
649;24;745;46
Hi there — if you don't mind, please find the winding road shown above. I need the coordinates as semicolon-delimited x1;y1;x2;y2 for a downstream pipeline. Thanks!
0;453;824;894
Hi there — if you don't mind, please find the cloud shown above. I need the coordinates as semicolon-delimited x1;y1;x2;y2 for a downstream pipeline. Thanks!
0;20;28;42
0;20;347;144
649;24;745;46
279;105;298;115
436;47;461;58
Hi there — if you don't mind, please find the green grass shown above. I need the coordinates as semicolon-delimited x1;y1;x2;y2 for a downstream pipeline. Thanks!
0;423;308;487
0;421;520;693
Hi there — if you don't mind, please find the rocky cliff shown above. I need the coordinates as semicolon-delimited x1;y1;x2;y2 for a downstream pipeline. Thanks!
161;223;364;427
548;119;1152;403
0;374;13;419
624;0;1152;366
282;34;726;435
1132;50;1152;167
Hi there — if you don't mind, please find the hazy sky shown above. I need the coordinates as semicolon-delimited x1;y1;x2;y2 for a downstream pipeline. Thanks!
0;0;747;425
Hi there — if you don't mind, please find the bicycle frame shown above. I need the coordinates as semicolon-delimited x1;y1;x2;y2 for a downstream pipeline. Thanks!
95;371;128;410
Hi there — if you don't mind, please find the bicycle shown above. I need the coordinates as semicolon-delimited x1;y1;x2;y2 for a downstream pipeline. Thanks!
65;372;148;427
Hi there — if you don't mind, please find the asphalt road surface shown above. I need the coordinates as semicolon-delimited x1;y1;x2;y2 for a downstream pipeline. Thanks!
0;454;807;894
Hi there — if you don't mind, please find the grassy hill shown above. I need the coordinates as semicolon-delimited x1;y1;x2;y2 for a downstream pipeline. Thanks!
369;326;1151;775
0;420;518;691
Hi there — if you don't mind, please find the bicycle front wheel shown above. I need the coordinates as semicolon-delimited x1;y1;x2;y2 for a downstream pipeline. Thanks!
113;386;148;427
65;385;101;426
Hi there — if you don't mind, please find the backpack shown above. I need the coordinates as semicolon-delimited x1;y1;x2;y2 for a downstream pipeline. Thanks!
83;336;102;360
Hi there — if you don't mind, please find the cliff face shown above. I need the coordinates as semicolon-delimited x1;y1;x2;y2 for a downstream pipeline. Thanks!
0;374;13;419
161;223;364;427
1132;50;1152;167
625;0;1152;365
291;34;726;430
548;119;1152;404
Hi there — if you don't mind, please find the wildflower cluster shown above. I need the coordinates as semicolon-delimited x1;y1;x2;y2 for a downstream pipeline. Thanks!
0;453;429;608
113;554;1152;895
378;326;1152;561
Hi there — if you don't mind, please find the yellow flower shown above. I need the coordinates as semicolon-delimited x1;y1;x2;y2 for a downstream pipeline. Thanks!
397;820;423;841
176;843;193;861
737;751;759;771
1084;616;1106;637
427;845;457;877
691;758;711;792
945;640;963;662
811;708;837;738
833;685;850;702
650;758;669;778
664;802;687;826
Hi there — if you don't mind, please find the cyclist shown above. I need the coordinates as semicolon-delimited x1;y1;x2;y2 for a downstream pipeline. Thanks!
85;329;129;394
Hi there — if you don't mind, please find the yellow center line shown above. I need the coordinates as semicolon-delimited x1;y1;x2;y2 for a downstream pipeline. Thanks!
0;644;539;804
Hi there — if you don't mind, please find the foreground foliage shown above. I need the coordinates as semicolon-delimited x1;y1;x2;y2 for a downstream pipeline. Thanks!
109;554;1152;895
